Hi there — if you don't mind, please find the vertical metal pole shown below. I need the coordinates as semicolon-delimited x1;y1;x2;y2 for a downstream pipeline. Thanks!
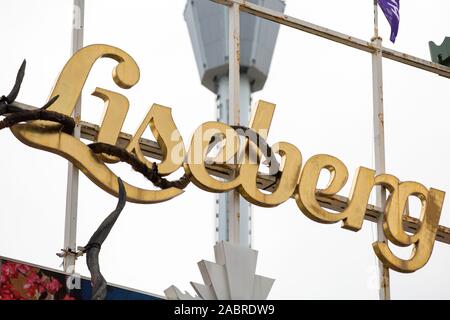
228;2;241;245
238;76;251;247
216;76;229;244
373;0;379;39
371;0;390;300
63;0;84;272
216;75;251;248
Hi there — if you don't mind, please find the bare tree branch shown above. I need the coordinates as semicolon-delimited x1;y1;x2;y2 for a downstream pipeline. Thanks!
81;177;127;300
88;142;191;190
0;60;26;115
0;96;75;134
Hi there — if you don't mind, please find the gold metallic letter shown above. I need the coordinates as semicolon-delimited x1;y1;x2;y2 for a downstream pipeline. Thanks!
239;101;302;207
11;44;183;203
126;104;186;176
240;142;302;207
373;177;445;273
92;87;129;163
185;121;241;192
47;44;140;117
185;100;301;207
295;154;376;231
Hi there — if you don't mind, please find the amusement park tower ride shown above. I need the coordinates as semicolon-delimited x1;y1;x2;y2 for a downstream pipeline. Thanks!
184;0;285;247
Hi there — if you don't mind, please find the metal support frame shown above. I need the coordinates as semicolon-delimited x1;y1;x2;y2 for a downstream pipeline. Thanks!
63;0;84;272
210;0;450;78
13;100;450;246
371;0;390;301
209;0;450;299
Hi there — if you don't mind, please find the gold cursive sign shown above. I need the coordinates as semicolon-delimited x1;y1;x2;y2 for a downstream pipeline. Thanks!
10;44;185;204
8;44;446;273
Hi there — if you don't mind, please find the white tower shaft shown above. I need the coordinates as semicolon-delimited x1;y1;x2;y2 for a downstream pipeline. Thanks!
216;75;252;247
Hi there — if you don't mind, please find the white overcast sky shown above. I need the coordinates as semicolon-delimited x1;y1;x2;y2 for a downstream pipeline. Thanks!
1;0;450;299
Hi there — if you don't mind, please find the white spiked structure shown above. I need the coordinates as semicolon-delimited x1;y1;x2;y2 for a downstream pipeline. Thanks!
165;242;275;300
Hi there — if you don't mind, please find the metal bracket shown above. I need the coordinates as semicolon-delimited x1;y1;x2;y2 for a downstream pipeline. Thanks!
56;247;85;259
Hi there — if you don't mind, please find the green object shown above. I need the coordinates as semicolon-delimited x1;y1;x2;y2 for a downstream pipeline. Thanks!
429;37;450;67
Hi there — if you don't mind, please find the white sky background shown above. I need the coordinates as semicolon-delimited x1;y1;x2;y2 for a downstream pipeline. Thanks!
0;0;450;299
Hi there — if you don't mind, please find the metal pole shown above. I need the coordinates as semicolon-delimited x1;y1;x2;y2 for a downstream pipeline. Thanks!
373;0;379;38
228;2;241;245
216;77;229;244
216;75;251;247
238;76;251;247
371;0;390;300
63;0;84;272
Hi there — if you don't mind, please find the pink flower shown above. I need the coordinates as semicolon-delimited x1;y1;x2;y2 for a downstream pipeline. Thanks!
1;289;15;300
22;283;36;297
1;282;12;293
24;271;40;285
1;262;18;278
23;271;46;297
0;283;22;300
16;264;31;275
46;278;62;294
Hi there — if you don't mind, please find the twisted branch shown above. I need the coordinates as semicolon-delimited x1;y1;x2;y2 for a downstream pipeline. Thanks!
0;59;26;109
231;125;280;173
0;61;75;134
80;177;127;300
88;142;191;190
0;96;75;134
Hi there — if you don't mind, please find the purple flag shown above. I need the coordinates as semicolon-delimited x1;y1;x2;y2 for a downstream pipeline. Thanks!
378;0;400;43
